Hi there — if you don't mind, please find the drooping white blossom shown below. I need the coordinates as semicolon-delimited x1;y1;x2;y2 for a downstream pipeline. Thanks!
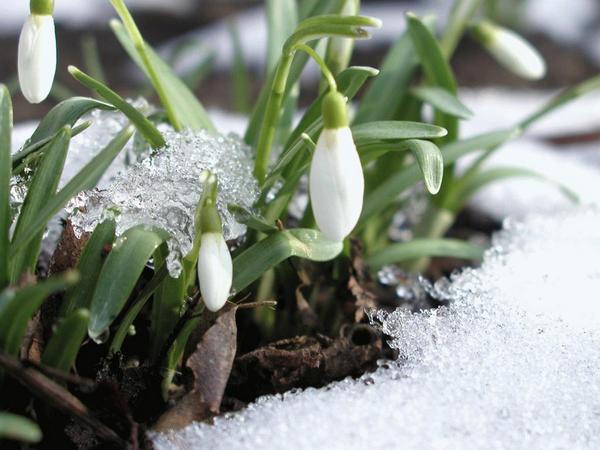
309;123;364;242
197;232;233;312
474;21;546;80
18;13;56;104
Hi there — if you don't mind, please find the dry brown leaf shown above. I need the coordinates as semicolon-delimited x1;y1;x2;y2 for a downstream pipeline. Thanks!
153;305;238;432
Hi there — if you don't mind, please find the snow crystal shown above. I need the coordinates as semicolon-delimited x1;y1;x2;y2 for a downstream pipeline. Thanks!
153;206;600;450
68;129;259;277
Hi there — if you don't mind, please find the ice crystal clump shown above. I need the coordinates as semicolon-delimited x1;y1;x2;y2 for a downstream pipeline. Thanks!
153;206;600;450
68;129;259;277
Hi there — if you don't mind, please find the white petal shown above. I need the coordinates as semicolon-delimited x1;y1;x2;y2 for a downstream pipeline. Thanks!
488;28;546;80
309;127;364;242
197;232;233;312
18;14;56;104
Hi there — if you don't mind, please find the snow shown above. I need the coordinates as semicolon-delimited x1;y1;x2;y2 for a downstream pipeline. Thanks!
153;206;600;450
67;128;258;277
457;88;600;220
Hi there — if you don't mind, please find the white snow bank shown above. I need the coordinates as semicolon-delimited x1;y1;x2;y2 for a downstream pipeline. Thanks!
153;206;600;450
457;88;600;220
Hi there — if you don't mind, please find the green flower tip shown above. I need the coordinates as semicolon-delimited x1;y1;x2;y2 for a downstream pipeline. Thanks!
322;90;348;129
30;0;54;15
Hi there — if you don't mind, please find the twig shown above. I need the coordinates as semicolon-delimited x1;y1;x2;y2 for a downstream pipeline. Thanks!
0;351;126;447
22;359;97;391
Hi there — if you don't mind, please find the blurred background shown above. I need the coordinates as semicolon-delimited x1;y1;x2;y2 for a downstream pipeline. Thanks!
1;0;599;122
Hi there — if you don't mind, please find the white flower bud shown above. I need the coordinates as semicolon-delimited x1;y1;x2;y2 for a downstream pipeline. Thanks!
18;14;56;104
474;21;546;80
197;232;233;312
309;126;364;242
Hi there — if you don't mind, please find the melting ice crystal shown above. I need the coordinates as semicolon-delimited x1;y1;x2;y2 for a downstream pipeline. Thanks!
68;128;259;277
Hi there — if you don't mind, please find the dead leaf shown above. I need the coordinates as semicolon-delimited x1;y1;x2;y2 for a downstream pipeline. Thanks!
153;305;238;432
348;238;376;322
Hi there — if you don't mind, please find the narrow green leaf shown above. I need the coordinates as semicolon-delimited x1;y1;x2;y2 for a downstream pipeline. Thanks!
367;238;484;269
111;263;169;354
229;20;251;114
404;139;444;194
0;272;78;356
406;13;457;93
88;226;167;340
0;86;12;289
68;66;164;148
233;229;343;292
147;247;186;360
266;0;299;74
360;129;518;224
352;121;448;144
228;204;279;234
23;97;113;152
41;309;89;372
110;18;216;133
449;166;579;211
0;412;42;443
411;86;473;120
10;126;134;255
519;74;600;129
9;128;71;281
61;220;116;317
12;121;92;170
354;30;419;124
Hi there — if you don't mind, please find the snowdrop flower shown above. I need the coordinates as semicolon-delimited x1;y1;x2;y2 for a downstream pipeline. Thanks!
309;90;364;242
472;20;546;80
196;172;232;312
18;0;56;104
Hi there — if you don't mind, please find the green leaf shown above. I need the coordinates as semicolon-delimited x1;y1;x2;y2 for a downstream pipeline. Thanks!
9;128;71;281
229;20;252;114
9;126;134;256
0;86;12;289
147;247;187;360
41;309;89;372
110;17;216;133
360;129;518;224
0;272;78;357
404;139;444;194
411;86;473;120
406;13;457;93
22;97;113;154
367;238;484;269
88;226;167;341
68;66;164;148
448;166;579;211
354;30;419;124
351;121;448;144
60;220;116;317
233;229;343;293
228;204;279;234
0;412;42;443
12;121;92;171
110;263;169;354
266;0;299;74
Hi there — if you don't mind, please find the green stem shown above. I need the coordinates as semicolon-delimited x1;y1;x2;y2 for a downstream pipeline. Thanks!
293;44;337;91
405;205;455;273
30;0;53;15
440;0;482;58
110;0;182;130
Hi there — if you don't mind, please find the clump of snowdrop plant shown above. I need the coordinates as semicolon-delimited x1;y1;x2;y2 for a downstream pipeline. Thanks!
18;0;57;103
0;0;598;446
